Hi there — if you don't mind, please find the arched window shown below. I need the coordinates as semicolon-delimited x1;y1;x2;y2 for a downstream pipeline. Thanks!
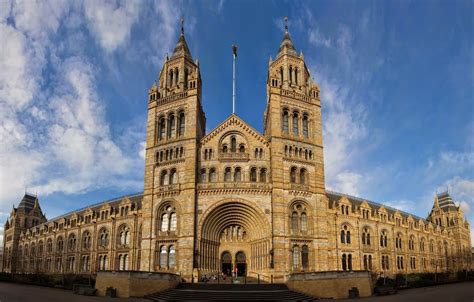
170;213;177;231
224;167;231;182
209;168;216;182
118;225;130;246
348;254;353;270
300;168;306;185
340;230;346;244
347;230;351;244
178;111;185;136
294;67;298;85
200;169;206;183
231;136;237;152
302;115;309;138
184;68;188;89
169;71;173;87
289;66;293;84
342;254;347;271
160;170;168;186
175;68;179;86
168;114;175;138
250;168;257;182
68;234;76;252
57;237;64;252
234;167;241;182
362;228;371;245
222;144;228;153
380;230;388;247
282;110;289;134
290;167;297;183
239;144;245;153
302;245;309;269
160;246;167;268
161;213;169;232
301;213;307;232
260;168;267;182
291;212;299;233
98;229;109;247
292;112;299;135
158;117;166;140
168;246;176;268
280;67;284;84
292;245;300;269
169;169;177;184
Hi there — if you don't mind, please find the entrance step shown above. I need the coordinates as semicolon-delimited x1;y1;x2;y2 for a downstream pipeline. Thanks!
146;283;317;301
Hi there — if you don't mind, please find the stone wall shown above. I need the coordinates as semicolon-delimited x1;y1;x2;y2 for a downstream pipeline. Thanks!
95;271;180;298
286;271;372;299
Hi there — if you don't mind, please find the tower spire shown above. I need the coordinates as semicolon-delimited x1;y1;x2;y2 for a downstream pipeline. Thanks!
232;44;237;114
284;16;288;33
181;16;184;35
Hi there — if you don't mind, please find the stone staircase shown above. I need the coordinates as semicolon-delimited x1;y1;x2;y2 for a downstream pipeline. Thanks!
146;283;317;301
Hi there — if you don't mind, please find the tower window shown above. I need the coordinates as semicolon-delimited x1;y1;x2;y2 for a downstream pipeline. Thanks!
292;112;299;135
259;168;267;182
282;110;289;134
178;111;185;136
209;168;217;182
250;167;257;182
290;167;297;183
231;136;237;152
234;167;242;182
289;66;293;84
224;167;231;182
302;115;309;138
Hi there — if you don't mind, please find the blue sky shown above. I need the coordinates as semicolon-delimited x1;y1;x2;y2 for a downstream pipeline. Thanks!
0;0;472;245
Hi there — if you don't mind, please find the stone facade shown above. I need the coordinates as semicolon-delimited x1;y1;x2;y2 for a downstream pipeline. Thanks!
2;21;472;283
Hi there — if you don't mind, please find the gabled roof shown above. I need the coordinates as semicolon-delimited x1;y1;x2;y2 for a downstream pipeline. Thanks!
200;114;269;146
326;190;426;222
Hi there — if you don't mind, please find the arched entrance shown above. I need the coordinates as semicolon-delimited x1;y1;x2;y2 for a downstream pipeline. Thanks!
221;251;232;276
235;251;246;276
199;200;271;277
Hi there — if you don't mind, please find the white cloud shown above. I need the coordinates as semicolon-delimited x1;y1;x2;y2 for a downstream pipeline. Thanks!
83;0;141;52
384;199;416;213
328;171;363;196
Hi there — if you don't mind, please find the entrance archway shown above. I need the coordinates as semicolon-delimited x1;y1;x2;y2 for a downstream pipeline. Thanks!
199;200;271;276
221;251;232;276
235;251;246;276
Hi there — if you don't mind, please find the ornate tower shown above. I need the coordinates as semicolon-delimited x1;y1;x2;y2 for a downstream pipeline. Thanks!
428;192;472;272
3;194;46;273
264;18;329;275
140;20;205;280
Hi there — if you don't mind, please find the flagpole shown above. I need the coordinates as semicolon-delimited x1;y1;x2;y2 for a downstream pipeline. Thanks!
232;44;237;114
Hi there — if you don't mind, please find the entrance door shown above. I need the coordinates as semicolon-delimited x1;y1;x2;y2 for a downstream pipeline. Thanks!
235;251;246;277
221;251;232;276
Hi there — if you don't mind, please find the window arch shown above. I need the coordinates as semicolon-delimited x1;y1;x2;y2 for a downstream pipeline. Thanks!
300;168;307;185
209;168;217;182
234;167;242;182
67;234;76;252
260;168;267;182
231;136;237;152
290;167;297;183
169;169;178;184
159;245;168;268
291;212;298;233
292;245;300;269
302;115;309;138
167;114;175;138
160;170;168;186
282;110;289;134
362;227;371;246
341;225;351;244
158;117;166;140
178;111;185;136
301;213;308;232
224;167;231;182
239;144;245;153
380;230;388;247
302;245;309;269
396;233;403;250
98;229;109;248
250;167;257;182
168;246;176;269
200;169;206;183
118;225;131;246
292;112;299;135
82;231;91;250
159;205;177;233
56;236;64;252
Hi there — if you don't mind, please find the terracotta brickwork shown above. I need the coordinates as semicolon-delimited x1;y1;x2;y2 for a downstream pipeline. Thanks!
2;21;471;283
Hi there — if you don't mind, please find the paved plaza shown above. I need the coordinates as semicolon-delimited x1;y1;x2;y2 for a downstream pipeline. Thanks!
0;281;472;301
